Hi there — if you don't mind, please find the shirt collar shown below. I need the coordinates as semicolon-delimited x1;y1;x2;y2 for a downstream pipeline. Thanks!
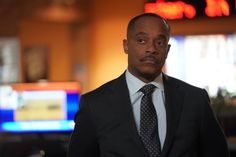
125;69;164;96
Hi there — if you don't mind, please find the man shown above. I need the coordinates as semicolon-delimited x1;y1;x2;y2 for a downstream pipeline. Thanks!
68;13;229;157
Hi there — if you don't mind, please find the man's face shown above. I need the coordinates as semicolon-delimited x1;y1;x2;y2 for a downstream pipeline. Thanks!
123;16;171;82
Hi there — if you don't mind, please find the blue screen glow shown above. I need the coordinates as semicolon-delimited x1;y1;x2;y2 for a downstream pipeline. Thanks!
0;86;80;133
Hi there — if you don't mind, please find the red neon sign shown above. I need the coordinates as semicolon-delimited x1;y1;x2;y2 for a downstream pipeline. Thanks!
145;0;230;20
205;0;230;17
145;0;196;19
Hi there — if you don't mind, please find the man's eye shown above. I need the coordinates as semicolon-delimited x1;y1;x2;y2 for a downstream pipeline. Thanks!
156;40;165;46
137;39;146;44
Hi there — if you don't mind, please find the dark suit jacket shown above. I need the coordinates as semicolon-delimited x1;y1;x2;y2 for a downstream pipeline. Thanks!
68;72;229;157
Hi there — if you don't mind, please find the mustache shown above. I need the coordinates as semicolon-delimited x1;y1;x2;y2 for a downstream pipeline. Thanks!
140;54;157;62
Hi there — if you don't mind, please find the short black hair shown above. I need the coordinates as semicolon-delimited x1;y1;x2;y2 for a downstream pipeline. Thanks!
126;13;171;38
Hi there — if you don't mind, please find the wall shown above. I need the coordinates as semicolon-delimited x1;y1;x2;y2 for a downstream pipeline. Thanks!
18;0;145;93
19;20;73;82
87;0;144;92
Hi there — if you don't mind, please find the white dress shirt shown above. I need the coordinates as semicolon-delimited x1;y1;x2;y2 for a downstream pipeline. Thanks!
125;70;166;149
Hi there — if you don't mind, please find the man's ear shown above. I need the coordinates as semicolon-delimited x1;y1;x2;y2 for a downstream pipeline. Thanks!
165;44;171;58
123;39;128;54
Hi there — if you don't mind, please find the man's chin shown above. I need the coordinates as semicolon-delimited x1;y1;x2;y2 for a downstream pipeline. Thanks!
138;70;161;81
140;67;161;76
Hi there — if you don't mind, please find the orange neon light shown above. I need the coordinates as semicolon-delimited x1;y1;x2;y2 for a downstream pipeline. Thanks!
205;0;230;17
11;82;81;92
145;0;231;20
144;0;196;20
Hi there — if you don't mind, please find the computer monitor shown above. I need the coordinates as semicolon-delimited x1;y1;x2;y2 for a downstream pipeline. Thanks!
0;82;80;133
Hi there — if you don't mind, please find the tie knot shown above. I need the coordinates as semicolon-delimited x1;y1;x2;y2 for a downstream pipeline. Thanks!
140;84;156;95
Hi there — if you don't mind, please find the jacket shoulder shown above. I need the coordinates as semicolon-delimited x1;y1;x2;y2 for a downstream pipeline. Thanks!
82;74;125;100
164;74;207;93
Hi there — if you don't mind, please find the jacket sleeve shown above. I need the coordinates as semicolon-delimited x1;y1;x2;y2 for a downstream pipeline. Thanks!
67;95;99;157
199;90;230;157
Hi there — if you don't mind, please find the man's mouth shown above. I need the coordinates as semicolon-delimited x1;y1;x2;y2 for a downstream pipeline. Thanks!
140;56;157;64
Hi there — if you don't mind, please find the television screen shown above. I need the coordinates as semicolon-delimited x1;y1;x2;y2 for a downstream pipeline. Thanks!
0;82;80;133
165;34;236;96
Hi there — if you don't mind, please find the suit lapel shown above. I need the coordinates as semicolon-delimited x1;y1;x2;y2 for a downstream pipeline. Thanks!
161;74;184;157
109;73;150;157
108;73;184;157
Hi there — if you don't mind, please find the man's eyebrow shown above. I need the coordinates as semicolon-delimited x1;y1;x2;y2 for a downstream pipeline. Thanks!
135;32;148;36
157;34;168;40
134;32;169;41
135;32;168;39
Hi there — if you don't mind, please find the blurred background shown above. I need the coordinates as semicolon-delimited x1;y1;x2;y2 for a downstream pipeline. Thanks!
0;0;236;156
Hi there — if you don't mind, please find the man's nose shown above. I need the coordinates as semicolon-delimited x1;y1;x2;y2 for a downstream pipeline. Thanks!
146;40;157;53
